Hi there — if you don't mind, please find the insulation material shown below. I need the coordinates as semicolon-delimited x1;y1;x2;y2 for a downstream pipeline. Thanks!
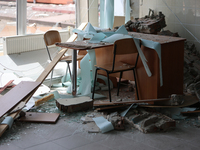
93;116;114;133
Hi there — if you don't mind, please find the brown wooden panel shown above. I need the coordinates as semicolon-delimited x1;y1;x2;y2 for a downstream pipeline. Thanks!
0;81;41;118
158;41;184;98
136;46;159;100
19;112;60;123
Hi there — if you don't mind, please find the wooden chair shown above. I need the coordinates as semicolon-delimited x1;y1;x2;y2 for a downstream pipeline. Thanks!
44;30;84;87
92;38;139;102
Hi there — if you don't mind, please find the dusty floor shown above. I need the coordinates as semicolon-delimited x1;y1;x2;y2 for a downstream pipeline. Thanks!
0;2;200;150
1;84;200;150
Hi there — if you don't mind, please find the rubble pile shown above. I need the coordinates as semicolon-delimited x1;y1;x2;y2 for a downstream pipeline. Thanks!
183;42;200;96
124;9;166;34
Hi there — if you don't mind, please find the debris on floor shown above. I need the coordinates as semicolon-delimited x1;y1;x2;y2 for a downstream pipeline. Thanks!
125;108;176;133
56;96;93;113
1;8;200;145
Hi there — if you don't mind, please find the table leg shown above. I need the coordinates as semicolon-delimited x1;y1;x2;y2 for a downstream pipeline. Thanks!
72;49;77;96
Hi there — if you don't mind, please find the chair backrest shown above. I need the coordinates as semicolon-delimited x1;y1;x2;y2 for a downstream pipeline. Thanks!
114;38;138;55
44;30;61;46
111;38;139;72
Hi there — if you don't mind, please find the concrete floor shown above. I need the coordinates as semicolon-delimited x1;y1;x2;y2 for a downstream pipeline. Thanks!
0;106;200;150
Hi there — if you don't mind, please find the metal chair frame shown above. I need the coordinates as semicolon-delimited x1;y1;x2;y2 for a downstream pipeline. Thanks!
44;30;72;87
92;38;140;102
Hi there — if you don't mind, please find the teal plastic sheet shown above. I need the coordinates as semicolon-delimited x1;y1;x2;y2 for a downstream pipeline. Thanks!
100;0;105;28
133;38;152;77
89;33;107;43
100;0;114;29
78;53;91;95
115;25;128;34
102;33;133;43
72;22;97;40
140;39;163;86
125;0;131;23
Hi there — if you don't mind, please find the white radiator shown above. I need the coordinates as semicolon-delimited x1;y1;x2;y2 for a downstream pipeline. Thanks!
3;30;70;55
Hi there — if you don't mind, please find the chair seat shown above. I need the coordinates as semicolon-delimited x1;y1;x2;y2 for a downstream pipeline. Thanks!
95;62;135;72
60;55;85;62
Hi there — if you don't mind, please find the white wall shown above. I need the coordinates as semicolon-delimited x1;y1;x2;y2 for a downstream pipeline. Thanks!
131;0;200;52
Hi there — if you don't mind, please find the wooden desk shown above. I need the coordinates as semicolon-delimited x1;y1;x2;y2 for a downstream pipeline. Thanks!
95;32;186;100
57;33;185;100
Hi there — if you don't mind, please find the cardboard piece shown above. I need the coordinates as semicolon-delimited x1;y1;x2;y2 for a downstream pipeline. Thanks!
19;112;60;123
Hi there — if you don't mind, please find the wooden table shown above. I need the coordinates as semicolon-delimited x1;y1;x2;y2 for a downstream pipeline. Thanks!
95;32;186;100
57;33;186;100
56;41;113;96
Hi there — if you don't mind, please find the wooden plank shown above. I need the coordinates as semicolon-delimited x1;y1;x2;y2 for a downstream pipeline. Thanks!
0;22;88;137
95;105;130;111
181;110;200;114
140;96;198;108
19;112;60;123
0;89;38;137
93;98;170;106
0;81;41;119
35;93;54;106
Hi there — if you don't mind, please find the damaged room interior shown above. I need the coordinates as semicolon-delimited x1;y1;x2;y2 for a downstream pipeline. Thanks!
1;0;200;149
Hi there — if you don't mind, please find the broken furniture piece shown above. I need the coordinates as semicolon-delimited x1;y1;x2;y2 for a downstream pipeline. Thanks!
56;96;93;113
0;81;41;118
92;38;140;102
19;112;60;124
43;30;84;87
35;93;54;106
